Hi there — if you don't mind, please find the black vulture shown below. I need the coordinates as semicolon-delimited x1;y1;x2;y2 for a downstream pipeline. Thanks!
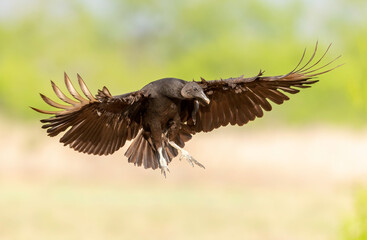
32;43;341;176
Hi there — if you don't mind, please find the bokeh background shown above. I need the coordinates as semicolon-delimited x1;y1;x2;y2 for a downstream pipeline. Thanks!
1;0;367;239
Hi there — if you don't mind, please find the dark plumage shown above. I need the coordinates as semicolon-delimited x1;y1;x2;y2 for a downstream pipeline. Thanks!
32;43;341;176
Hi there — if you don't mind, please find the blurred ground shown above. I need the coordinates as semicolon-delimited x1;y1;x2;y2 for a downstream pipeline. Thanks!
1;118;367;240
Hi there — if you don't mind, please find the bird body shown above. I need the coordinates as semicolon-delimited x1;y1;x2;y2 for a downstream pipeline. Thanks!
32;43;341;176
140;78;186;139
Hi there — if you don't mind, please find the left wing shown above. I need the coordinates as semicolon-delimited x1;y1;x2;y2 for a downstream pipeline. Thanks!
181;43;342;133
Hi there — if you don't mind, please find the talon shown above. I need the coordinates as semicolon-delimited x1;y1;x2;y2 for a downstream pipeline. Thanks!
161;166;170;178
188;159;194;167
169;141;205;169
192;159;205;169
187;157;194;167
181;151;205;169
181;155;193;166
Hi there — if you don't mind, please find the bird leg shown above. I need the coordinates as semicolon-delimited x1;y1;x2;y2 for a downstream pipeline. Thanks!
191;100;200;125
158;146;170;177
168;141;205;169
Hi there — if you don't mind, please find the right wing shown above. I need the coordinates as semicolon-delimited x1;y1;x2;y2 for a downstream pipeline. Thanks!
31;73;147;155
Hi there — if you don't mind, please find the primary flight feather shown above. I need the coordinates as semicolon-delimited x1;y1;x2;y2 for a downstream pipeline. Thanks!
32;43;341;177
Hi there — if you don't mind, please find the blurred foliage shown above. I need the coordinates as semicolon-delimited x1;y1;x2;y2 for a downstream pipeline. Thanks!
0;0;366;125
341;188;367;240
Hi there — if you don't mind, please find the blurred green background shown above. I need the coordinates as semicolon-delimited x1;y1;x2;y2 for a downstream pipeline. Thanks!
0;0;366;124
1;0;367;240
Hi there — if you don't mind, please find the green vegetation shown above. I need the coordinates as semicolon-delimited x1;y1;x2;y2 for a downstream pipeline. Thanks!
342;188;367;240
0;0;366;125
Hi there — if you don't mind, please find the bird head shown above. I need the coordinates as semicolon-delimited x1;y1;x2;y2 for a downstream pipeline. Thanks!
181;82;210;105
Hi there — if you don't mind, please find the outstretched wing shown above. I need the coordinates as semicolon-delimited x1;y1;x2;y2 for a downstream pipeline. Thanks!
183;43;342;133
31;73;147;155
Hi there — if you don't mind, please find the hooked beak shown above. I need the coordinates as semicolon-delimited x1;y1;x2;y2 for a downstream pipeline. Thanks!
198;91;210;105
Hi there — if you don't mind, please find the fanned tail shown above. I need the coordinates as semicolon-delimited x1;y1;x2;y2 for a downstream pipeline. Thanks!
125;128;192;170
125;131;158;169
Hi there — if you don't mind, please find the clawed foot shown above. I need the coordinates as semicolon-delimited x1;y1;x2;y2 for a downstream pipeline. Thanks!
166;141;206;171
180;150;205;169
158;146;170;178
160;166;170;178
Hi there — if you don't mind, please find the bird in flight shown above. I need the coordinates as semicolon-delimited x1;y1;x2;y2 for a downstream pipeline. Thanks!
32;43;341;177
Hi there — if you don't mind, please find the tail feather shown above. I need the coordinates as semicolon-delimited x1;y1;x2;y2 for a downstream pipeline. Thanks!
125;131;159;169
141;140;149;169
126;131;143;164
134;136;145;167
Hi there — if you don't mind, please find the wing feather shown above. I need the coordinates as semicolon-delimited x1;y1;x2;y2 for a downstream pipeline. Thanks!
77;74;97;101
225;95;238;125
247;88;273;111
234;94;252;124
51;80;79;105
211;99;221;129
32;74;147;155
185;44;340;133
220;93;232;127
64;73;88;103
